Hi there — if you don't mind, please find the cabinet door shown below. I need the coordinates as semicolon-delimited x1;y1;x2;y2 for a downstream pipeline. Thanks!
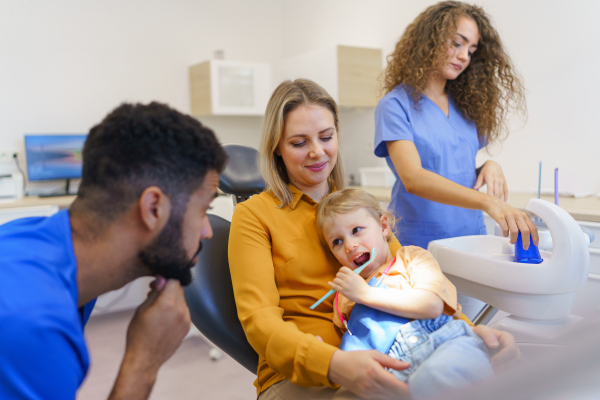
572;221;600;317
190;60;271;116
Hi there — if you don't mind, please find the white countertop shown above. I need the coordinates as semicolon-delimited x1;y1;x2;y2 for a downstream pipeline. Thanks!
355;186;600;223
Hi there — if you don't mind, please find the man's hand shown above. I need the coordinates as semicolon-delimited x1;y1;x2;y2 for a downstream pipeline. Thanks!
472;325;521;373
329;267;371;303
108;276;191;400
328;350;411;399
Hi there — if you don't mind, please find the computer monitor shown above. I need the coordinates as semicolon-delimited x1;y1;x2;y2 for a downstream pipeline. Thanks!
24;134;87;196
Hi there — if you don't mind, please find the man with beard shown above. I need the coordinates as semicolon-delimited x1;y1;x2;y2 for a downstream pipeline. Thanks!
0;102;227;400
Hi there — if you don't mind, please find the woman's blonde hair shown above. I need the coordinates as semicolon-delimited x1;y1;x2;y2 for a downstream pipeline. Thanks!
381;1;526;145
316;188;396;246
259;79;346;208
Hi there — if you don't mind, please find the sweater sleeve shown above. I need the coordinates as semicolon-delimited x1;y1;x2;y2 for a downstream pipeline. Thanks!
228;203;338;388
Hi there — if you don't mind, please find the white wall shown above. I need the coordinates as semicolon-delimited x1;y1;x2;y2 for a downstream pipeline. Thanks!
473;0;600;195
0;0;282;190
1;1;599;194
281;0;600;194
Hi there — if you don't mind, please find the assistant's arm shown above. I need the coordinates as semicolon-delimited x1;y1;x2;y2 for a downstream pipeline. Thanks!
228;203;338;387
386;140;538;248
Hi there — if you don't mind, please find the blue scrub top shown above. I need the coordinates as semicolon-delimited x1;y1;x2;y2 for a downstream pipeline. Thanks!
0;210;95;400
374;85;487;249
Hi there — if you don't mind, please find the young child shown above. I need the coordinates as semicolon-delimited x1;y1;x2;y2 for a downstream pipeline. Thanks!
316;188;493;399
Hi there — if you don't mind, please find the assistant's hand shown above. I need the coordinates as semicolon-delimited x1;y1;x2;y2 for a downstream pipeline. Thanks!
329;267;371;303
109;276;191;400
472;325;521;373
474;160;508;201
483;197;539;249
328;350;411;399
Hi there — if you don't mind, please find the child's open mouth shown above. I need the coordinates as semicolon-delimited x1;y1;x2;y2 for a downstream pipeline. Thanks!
353;252;370;268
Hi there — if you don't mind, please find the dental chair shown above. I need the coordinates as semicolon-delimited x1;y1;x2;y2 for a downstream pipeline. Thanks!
185;143;592;371
428;199;592;359
184;144;263;373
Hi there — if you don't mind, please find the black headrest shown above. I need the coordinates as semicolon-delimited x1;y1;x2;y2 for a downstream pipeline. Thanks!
219;144;265;197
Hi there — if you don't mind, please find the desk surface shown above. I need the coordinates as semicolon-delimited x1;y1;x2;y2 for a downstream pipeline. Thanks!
356;186;600;223
0;195;76;210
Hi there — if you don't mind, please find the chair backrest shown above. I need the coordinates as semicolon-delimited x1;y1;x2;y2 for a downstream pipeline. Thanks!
184;144;264;374
218;144;265;203
184;214;259;373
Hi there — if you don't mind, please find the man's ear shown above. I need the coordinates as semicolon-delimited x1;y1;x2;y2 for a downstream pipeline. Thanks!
138;186;171;233
380;214;390;239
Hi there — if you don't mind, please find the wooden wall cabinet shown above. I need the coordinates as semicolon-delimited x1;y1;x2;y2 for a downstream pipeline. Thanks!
189;60;271;116
275;45;383;108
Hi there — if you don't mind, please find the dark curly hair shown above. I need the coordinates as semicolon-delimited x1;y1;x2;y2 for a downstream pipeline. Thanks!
382;1;526;145
72;102;227;221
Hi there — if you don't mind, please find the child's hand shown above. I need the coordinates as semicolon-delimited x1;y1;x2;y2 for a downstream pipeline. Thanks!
329;267;371;304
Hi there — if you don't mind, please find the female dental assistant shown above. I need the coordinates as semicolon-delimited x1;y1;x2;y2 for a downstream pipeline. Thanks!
375;1;538;250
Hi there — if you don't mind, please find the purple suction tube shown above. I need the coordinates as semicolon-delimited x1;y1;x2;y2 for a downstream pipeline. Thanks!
554;168;559;206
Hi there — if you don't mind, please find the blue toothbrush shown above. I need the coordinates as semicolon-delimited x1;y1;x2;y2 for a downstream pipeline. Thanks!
309;248;377;310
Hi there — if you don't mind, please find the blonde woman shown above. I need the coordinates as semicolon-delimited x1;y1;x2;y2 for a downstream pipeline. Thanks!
376;1;538;250
229;79;517;400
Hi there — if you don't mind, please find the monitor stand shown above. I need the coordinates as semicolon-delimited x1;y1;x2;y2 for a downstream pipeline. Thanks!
39;179;74;198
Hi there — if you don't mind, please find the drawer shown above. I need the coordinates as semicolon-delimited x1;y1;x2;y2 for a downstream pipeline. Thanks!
572;272;600;318
483;214;496;235
590;248;600;274
579;221;600;249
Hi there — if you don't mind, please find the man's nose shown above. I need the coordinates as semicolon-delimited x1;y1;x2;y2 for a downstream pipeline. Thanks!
201;215;213;240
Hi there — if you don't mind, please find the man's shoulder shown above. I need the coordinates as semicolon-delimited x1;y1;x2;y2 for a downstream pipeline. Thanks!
0;210;71;248
0;210;78;314
0;210;73;260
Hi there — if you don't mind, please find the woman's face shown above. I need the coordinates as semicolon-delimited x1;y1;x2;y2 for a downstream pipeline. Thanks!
440;17;480;81
276;104;338;194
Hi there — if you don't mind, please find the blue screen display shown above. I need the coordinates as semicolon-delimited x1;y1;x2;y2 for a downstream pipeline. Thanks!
25;135;87;181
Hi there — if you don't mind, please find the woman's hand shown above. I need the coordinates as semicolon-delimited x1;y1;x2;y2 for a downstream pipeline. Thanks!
483;197;539;249
474;160;508;201
328;350;411;399
329;267;371;304
472;325;521;373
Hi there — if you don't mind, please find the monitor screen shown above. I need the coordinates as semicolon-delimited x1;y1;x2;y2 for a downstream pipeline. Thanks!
24;134;87;181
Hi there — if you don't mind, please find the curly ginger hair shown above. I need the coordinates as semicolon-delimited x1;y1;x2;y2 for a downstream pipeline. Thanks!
382;1;526;145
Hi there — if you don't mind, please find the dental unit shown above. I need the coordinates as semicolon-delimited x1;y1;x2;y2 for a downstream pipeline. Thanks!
429;199;594;359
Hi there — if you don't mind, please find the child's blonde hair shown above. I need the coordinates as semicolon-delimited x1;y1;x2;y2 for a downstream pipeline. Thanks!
316;188;397;246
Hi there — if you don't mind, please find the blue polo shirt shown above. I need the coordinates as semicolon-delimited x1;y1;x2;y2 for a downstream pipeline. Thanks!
0;210;95;399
